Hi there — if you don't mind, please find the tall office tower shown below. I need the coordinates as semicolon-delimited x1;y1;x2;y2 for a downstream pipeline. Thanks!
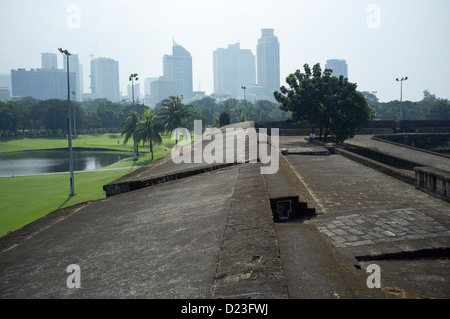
163;41;193;99
11;68;76;100
0;74;12;92
150;76;177;108
41;53;58;70
325;59;348;79
257;28;280;100
127;83;141;102
63;53;82;101
0;88;10;101
213;43;256;97
144;77;158;106
90;57;120;102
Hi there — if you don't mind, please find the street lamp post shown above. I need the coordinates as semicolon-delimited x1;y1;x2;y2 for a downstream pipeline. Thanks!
71;90;77;139
58;47;75;196
129;73;139;160
396;77;408;121
241;86;247;122
211;93;215;127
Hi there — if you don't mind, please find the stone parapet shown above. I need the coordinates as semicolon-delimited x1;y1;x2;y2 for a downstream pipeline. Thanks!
415;167;450;202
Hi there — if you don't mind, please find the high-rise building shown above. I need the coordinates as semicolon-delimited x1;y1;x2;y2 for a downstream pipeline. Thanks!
41;53;58;70
0;74;11;100
0;88;10;101
213;43;256;98
257;28;280;100
325;59;348;79
90;57;120;102
127;83;141;102
144;77;158;106
11;68;76;100
0;74;12;93
63;53;83;101
150;76;177;108
163;41;193;99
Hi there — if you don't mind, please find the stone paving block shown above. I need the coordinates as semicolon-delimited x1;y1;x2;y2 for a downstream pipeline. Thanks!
313;208;450;248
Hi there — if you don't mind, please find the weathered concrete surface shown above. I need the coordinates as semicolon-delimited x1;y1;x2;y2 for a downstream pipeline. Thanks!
0;119;288;299
344;135;450;172
213;164;288;298
2;127;449;300
103;121;259;197
278;135;450;298
0;163;287;299
0;166;240;298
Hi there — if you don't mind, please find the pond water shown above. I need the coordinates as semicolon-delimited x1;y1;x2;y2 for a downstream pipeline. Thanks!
0;150;132;176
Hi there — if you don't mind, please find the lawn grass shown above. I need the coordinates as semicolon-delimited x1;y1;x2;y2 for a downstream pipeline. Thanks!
0;133;175;153
0;133;176;238
0;168;139;238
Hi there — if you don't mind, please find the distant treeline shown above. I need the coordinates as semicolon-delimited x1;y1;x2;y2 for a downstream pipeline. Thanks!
0;96;289;137
361;90;450;121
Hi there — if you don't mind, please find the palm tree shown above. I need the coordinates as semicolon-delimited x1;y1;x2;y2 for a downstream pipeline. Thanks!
120;110;139;160
136;109;162;161
157;96;192;145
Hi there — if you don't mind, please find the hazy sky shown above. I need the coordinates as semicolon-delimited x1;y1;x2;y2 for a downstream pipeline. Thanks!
1;0;449;102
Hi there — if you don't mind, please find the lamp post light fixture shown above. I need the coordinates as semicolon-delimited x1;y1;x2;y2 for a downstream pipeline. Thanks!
129;73;139;160
396;77;408;121
58;47;75;196
241;86;247;122
129;73;139;106
71;90;77;139
211;93;215;127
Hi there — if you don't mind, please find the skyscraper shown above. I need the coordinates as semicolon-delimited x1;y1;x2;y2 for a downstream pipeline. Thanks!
213;43;256;97
150;76;177;108
325;59;348;79
143;77;158;106
90;57;120;102
64;53;83;101
163;41;193;99
257;28;280;100
41;53;58;70
11;68;76;100
0;74;12;94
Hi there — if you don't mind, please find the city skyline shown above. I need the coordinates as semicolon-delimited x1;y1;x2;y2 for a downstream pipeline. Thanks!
1;0;449;103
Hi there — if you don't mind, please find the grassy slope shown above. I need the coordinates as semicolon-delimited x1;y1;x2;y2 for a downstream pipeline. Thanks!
0;169;135;237
0;134;176;238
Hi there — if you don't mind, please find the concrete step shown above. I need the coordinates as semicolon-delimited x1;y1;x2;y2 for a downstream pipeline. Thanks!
286;147;329;155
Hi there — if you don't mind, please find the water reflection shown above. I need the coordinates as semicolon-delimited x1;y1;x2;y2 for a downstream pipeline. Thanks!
0;150;132;176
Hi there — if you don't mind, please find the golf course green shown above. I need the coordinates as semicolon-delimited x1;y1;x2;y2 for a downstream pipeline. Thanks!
0;134;175;238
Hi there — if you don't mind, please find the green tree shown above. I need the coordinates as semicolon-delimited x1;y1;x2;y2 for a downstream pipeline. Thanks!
275;63;374;143
0;101;18;135
97;101;122;129
40;99;68;136
136;109;162;161
120;110;140;159
219;112;230;127
190;107;209;130
361;91;379;109
157;96;192;144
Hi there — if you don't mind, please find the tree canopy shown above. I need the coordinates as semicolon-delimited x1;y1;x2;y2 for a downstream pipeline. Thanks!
274;63;375;143
364;90;450;121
